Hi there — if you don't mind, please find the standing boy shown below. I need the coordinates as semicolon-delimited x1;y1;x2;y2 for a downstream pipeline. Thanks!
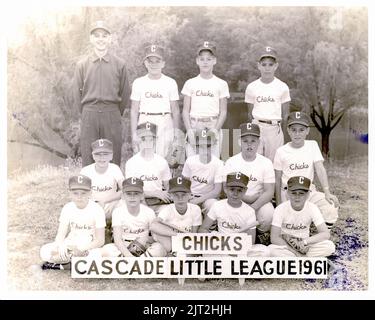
130;44;181;159
224;123;275;244
40;175;105;270
182;129;223;216
125;122;172;214
80;138;124;223
198;172;268;257
73;20;131;166
269;176;335;257
150;176;202;255
182;41;230;158
273;111;339;227
245;46;291;161
101;177;164;257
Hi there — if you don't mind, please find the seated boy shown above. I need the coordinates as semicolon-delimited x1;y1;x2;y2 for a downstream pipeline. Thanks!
125;122;172;214
101;177;165;257
198;172;269;257
182;129;223;217
269;176;335;257
80;138;124;223
273;111;339;227
40;175;105;270
150;176;202;255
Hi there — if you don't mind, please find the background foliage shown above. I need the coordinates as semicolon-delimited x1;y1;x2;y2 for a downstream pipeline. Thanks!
7;6;368;162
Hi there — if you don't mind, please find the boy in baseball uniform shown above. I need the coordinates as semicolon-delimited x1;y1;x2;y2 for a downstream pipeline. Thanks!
101;177;164;257
182;41;230;158
80;139;124;222
125;122;172;214
223;122;275;244
182;129;223;217
40;175;105;270
130;44;180;159
273;111;339;227
269;176;335;257
150;176;202;255
73;21;131;166
198;172;268;257
245;46;291;161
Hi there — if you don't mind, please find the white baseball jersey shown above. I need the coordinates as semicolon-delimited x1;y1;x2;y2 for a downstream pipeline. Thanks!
182;155;224;195
125;152;171;193
224;153;275;197
131;74;179;113
207;199;257;234
158;203;202;232
112;201;156;241
273;140;324;188
59;200;106;246
181;75;230;117
245;77;290;120
272;200;325;239
80;163;124;203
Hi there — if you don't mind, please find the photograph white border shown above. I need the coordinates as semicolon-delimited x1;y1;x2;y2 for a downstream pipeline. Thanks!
1;0;373;300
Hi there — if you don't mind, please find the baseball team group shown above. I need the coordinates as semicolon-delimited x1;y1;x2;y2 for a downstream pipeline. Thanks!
40;21;340;272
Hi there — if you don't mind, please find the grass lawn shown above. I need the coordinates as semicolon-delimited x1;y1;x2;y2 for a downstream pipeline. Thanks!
7;156;368;291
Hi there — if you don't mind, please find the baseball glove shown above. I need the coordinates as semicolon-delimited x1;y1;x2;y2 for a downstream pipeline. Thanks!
127;238;148;257
282;234;309;255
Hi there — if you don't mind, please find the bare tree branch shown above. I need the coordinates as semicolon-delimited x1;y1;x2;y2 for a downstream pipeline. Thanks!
8;139;68;159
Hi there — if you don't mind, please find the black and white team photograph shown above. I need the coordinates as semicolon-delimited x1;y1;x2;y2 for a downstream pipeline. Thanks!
2;0;373;302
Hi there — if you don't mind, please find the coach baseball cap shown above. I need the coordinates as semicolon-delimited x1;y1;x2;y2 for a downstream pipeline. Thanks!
287;176;311;191
197;41;216;56
239;122;260;138
137;122;157;137
195;129;217;146
259;46;277;61
90;20;111;34
169;176;191;193
123;177;144;192
69;175;92;191
144;44;165;60
287;112;310;127
226;172;249;188
91;139;113;153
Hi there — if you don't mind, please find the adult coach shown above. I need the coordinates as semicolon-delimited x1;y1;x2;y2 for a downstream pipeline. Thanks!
73;20;131;166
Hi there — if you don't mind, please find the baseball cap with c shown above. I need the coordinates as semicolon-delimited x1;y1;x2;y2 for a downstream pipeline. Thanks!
123;177;144;192
197;41;216;56
259;46;277;61
287;176;311;191
69;175;92;191
168;176;191;193
90;21;111;34
287;112;310;127
91;139;113;153
137;122;157;137
144;44;165;60
239;122;260;138
195;129;217;146
226;172;249;188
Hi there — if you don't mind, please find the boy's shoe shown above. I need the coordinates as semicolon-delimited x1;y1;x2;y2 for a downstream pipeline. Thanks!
41;262;71;270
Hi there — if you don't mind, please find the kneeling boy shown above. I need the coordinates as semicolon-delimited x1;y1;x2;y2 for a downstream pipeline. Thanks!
150;176;202;255
269;176;335;257
40;175;105;270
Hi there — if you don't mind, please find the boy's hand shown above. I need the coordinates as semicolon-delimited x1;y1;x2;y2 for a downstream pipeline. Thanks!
325;192;339;208
152;190;172;203
189;196;203;205
58;244;71;261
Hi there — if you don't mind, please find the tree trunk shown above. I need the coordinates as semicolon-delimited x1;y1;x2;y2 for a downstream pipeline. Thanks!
321;130;331;159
